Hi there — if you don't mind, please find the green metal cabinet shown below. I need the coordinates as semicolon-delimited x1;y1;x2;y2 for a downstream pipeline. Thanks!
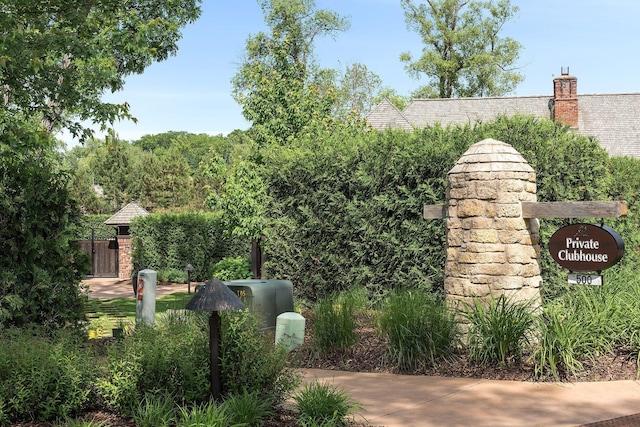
224;280;294;329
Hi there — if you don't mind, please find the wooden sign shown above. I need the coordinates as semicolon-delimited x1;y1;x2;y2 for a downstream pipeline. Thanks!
548;223;624;272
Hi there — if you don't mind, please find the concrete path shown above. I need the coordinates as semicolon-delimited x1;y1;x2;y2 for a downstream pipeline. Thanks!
84;277;640;427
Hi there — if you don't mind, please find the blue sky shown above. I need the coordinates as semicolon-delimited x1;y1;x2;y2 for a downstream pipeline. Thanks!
60;0;640;146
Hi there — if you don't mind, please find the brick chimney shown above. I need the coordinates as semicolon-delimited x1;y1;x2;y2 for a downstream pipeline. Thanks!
553;67;578;128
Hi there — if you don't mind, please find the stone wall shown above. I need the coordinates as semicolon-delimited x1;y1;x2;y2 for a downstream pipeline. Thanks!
444;139;542;311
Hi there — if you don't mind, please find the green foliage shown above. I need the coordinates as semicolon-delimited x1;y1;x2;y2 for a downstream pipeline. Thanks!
232;0;350;146
263;126;460;300
312;293;357;352
132;393;177;427
221;309;301;403
400;0;523;98
531;304;585;380
0;113;88;330
73;215;115;240
223;390;273;427
175;401;231;427
0;0;201;140
204;159;269;240
209;256;252;281
131;211;244;282
463;294;536;365
157;268;189;284
0;329;94;424
379;290;460;371
531;274;640;380
293;381;362;427
96;314;210;415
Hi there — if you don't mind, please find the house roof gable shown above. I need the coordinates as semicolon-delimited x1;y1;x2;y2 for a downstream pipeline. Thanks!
365;98;413;131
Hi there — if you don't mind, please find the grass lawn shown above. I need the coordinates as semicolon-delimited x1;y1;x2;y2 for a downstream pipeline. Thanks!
84;293;194;337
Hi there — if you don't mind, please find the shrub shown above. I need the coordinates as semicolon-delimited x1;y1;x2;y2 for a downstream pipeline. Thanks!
209;256;252;281
293;380;362;427
463;294;536;365
379;290;460;371
312;293;357;352
0;329;93;424
0;114;88;330
96;313;210;415
156;268;188;284
221;309;301;403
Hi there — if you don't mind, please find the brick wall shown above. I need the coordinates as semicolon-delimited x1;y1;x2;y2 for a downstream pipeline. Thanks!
117;236;133;279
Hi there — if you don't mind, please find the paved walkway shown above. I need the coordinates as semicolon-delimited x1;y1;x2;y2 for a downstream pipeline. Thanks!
84;277;640;427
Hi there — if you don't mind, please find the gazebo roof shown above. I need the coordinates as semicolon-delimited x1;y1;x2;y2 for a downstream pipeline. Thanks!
104;201;149;226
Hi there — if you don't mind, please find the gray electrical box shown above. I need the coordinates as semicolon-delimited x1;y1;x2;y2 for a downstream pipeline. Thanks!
224;280;294;330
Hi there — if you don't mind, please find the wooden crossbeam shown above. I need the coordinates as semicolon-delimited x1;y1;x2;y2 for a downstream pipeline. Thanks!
521;201;627;219
423;201;627;220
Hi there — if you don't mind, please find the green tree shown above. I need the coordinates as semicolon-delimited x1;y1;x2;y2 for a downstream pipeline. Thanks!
400;0;523;98
334;63;384;119
0;0;201;140
0;113;88;329
87;136;144;211
231;0;349;146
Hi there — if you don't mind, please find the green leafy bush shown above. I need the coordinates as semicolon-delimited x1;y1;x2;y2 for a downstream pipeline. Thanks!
379;290;460;371
293;380;362;427
0;329;94;424
463;294;536;365
0;113;88;330
96;314;210;415
157;268;188;284
209;256;252;281
221;309;301;403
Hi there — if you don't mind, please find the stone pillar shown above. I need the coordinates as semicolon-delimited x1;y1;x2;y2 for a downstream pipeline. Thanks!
444;139;542;311
117;236;133;280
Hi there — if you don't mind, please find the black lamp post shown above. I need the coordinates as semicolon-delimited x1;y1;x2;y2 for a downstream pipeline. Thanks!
185;277;244;400
184;264;195;294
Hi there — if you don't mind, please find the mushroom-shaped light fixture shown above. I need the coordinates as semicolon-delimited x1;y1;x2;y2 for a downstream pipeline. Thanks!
185;277;244;400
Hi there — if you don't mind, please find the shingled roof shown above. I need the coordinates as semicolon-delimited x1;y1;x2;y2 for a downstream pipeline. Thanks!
366;77;640;158
104;201;149;226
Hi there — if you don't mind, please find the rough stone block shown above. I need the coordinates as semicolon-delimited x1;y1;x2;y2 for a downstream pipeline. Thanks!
495;203;522;218
457;199;487;217
470;229;498;243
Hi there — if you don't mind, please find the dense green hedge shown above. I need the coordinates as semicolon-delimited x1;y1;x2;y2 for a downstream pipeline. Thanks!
261;115;620;301
130;212;248;282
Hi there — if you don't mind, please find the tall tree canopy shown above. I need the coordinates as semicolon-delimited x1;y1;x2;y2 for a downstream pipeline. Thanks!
0;0;201;140
400;0;523;98
232;0;350;146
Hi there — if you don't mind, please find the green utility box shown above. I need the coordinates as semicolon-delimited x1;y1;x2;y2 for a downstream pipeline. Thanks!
224;280;294;330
